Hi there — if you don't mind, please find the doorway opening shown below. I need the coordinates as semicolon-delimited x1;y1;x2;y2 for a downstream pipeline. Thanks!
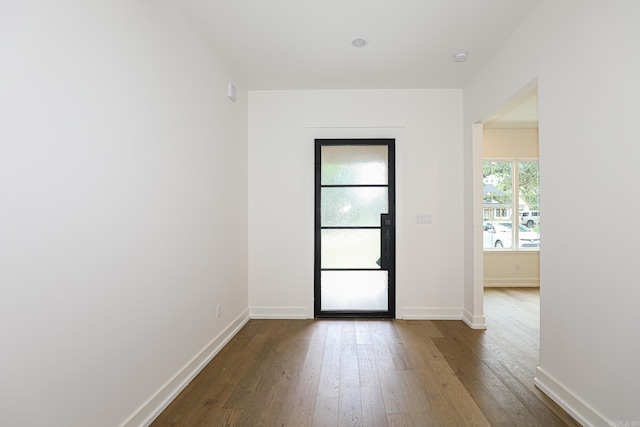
314;139;395;318
481;86;539;288
475;83;540;332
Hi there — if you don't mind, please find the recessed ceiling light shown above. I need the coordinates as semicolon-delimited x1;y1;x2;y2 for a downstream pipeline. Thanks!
351;36;369;48
453;50;469;62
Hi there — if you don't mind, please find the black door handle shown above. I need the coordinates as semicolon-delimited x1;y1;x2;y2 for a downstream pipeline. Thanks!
380;214;393;270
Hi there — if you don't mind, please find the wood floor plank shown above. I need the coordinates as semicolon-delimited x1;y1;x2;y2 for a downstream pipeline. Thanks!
396;369;439;425
317;321;342;398
284;322;327;426
339;321;360;389
360;386;389;427
355;320;373;345
394;320;447;367
196;408;243;427
429;359;491;426
312;395;339;427
338;386;362;427
186;385;235;425
374;355;409;415
356;344;378;388
386;412;410;427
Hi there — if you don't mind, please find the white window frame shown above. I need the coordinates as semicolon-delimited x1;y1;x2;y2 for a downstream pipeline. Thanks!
483;158;539;252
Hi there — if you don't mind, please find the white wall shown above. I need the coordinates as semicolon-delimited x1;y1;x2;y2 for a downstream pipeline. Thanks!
0;1;248;426
464;0;640;424
484;252;540;287
248;90;470;322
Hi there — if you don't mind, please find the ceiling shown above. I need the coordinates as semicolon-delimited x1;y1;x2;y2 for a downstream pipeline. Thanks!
179;0;541;90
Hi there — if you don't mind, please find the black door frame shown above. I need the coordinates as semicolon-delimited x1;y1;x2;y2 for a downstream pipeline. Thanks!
314;138;396;318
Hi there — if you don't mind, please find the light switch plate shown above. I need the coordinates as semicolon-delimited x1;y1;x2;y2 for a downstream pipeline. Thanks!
417;214;432;224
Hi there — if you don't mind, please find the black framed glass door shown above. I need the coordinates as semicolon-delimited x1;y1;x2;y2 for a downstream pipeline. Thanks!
314;139;395;318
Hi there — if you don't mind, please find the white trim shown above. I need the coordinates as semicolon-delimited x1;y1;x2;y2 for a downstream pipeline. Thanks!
534;366;610;427
250;306;309;319
306;125;406;130
401;307;463;320
484;279;540;287
462;309;487;329
402;308;487;330
472;123;486;329
121;309;250;427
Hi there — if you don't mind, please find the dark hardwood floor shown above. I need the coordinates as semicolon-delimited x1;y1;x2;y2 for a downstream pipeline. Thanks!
151;288;578;426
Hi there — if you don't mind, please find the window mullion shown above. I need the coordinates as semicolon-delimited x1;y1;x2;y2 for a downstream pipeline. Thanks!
513;160;519;250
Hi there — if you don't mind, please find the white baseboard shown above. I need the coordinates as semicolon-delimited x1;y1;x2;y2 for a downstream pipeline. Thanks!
401;307;486;330
401;307;462;320
534;366;610;427
484;278;540;287
121;309;250;427
462;309;487;329
249;306;309;319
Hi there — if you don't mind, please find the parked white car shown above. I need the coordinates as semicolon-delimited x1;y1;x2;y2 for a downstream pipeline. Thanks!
483;221;540;248
520;211;540;227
